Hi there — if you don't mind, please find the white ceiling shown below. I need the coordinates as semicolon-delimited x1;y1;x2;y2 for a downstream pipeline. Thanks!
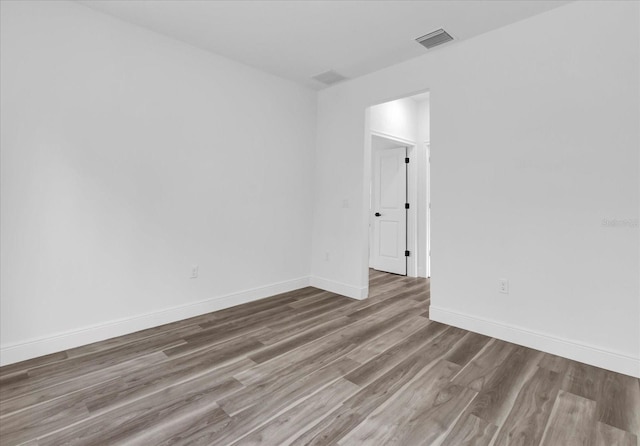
77;0;571;90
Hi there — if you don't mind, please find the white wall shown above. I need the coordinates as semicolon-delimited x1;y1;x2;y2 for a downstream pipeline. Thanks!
311;1;640;376
416;98;430;146
416;97;430;277
370;97;418;142
0;0;316;364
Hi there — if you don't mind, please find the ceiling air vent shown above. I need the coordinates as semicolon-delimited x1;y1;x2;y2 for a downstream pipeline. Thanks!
312;70;348;86
415;29;454;50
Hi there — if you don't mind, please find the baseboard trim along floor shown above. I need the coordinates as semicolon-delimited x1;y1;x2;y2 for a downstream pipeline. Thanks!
1;275;371;366
429;305;640;378
0;276;311;366
310;276;368;300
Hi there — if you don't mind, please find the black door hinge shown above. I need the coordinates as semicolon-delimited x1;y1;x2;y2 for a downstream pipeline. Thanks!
405;157;410;163
405;203;410;209
405;250;410;257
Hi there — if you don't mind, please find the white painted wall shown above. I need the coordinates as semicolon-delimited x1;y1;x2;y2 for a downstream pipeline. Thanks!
416;98;430;146
416;97;430;278
370;97;418;142
0;0;316;364
311;1;640;376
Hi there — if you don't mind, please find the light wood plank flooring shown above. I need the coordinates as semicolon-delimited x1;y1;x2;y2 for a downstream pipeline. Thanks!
1;270;638;445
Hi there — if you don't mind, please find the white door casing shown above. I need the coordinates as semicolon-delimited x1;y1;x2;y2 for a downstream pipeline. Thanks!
371;146;407;275
425;142;431;278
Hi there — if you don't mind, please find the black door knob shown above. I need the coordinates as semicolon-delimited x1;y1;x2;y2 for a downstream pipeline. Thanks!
375;212;381;217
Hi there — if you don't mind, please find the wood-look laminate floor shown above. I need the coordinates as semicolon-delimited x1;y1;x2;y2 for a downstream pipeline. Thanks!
1;270;639;446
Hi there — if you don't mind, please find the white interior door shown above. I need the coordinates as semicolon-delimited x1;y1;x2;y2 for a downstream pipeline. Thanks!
371;146;407;275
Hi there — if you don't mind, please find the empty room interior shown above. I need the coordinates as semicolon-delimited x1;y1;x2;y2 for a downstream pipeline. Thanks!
0;1;639;445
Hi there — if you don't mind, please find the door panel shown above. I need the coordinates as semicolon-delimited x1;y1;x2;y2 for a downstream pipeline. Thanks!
371;146;407;275
379;221;399;257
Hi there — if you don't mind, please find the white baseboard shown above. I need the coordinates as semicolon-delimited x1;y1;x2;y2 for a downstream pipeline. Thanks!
0;276;311;367
429;305;640;378
310;276;368;300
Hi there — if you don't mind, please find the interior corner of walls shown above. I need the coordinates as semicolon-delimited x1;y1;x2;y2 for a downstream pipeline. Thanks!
0;276;311;367
310;276;368;300
429;305;640;379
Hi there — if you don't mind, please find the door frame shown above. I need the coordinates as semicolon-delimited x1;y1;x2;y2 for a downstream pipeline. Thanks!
361;89;430;296
425;141;431;278
369;130;418;278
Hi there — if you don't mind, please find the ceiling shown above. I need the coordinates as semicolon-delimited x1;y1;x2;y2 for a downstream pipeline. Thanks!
77;0;571;90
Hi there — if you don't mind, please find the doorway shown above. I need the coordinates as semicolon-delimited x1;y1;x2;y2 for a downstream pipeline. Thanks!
366;92;430;281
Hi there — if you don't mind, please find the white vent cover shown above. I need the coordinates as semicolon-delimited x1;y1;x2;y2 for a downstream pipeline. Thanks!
312;70;348;85
415;29;454;49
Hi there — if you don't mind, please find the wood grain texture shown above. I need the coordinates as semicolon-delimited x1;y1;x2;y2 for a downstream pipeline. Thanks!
346;314;428;363
232;378;360;446
38;376;242;445
340;360;474;446
595;422;638;446
444;331;492;368
537;353;570;374
451;338;517;392
596;369;640;437
344;321;453;386
440;412;497;446
492;366;562;446
0;352;166;417
1;270;637;446
539;390;597;446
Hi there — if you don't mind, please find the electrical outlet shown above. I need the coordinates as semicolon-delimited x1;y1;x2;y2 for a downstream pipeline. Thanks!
499;278;509;294
324;251;330;261
191;265;199;279
342;199;349;208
